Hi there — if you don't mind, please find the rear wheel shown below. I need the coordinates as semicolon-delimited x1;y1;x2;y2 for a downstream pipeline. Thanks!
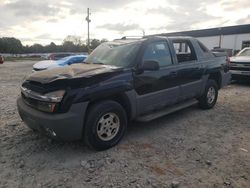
198;79;218;109
84;100;127;151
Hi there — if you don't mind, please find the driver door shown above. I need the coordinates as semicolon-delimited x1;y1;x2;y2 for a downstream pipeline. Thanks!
133;40;180;115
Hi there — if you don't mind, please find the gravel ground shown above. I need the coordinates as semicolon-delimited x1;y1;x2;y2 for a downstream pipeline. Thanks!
0;61;249;188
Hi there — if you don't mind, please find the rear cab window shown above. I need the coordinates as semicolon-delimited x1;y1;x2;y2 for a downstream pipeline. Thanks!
143;41;173;67
172;40;197;63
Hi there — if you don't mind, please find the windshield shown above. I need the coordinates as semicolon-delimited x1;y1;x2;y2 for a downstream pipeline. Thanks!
85;41;141;68
59;56;73;61
237;49;250;56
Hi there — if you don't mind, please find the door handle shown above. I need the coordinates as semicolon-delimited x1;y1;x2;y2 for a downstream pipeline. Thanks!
170;71;177;77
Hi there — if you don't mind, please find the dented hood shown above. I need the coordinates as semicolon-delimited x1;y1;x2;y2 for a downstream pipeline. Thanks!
26;63;119;84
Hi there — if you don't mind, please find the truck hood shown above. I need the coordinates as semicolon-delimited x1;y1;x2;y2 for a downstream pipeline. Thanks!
26;63;120;84
33;60;57;70
230;56;250;63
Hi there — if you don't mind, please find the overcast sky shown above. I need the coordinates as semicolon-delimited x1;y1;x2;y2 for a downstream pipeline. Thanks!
0;0;250;45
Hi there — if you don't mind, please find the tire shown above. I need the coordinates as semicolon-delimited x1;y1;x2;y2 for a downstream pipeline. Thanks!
198;79;218;109
84;100;127;151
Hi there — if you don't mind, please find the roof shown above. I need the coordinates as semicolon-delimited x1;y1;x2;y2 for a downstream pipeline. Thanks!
112;38;146;44
155;24;250;38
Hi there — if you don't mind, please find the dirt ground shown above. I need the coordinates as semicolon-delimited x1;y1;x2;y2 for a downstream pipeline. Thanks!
0;61;249;188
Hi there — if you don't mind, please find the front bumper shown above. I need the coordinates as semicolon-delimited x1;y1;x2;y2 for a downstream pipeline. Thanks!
230;70;250;76
17;97;88;141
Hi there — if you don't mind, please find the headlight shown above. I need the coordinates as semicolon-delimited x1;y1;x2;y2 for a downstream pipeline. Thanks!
21;87;65;103
44;90;66;103
21;87;66;113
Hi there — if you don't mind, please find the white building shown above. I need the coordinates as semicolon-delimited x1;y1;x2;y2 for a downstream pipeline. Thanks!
159;24;250;54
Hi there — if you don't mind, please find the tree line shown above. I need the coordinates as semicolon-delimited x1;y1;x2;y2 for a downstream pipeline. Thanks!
0;36;108;54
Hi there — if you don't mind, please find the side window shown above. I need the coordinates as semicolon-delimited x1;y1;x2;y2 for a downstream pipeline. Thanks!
143;42;173;67
75;57;83;63
70;58;77;64
173;40;197;63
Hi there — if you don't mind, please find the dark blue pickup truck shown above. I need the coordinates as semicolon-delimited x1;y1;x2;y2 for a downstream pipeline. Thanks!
17;36;231;150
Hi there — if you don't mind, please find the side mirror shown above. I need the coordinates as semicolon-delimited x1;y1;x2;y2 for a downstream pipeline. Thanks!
142;60;159;71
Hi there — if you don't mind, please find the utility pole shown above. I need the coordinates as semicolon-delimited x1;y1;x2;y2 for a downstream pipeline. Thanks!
85;8;91;53
142;29;145;37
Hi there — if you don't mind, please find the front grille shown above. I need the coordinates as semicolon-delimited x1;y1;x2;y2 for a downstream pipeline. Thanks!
22;93;39;109
230;66;250;71
22;81;48;93
231;62;250;65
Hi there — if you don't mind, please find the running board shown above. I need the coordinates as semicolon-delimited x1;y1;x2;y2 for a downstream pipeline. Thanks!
136;99;198;122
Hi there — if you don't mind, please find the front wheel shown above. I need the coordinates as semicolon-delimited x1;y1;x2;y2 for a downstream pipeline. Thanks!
84;100;127;151
198;79;218;109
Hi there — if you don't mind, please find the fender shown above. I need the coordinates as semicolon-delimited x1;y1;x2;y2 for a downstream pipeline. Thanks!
73;79;133;103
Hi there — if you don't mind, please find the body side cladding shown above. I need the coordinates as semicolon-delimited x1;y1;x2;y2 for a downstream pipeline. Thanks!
199;74;209;96
220;70;231;87
124;90;137;120
135;87;179;116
